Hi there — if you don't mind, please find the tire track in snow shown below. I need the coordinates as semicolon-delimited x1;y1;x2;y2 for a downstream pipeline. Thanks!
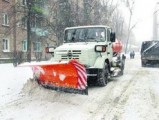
87;70;140;120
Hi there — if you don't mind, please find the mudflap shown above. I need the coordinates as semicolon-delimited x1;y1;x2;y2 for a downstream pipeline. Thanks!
111;62;124;77
23;60;88;95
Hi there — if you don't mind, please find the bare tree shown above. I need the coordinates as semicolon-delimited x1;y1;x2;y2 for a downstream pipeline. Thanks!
123;0;135;53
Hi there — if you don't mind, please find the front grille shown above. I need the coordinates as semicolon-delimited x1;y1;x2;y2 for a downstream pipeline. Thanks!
61;50;81;60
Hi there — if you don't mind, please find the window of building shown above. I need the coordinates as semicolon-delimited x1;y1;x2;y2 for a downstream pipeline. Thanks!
33;42;41;52
31;17;42;28
2;13;9;26
2;39;9;52
22;0;27;6
22;17;27;29
3;0;10;3
22;40;27;52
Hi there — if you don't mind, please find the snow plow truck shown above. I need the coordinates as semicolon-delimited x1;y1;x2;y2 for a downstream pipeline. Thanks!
28;25;125;95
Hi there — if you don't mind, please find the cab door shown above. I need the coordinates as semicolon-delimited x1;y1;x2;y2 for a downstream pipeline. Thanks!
106;28;113;60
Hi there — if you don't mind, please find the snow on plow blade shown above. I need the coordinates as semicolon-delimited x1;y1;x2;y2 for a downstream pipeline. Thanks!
21;60;88;95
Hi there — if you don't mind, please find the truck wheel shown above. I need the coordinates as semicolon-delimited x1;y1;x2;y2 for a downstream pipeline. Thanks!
97;63;109;86
141;60;146;67
119;61;125;75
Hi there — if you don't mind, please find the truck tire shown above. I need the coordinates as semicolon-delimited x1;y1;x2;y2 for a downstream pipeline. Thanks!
97;63;109;86
119;61;125;75
141;60;146;67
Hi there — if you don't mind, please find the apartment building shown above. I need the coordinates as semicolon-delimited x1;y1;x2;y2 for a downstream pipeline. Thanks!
0;0;54;63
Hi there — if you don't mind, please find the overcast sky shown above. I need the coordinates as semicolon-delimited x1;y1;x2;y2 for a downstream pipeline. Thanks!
132;0;157;42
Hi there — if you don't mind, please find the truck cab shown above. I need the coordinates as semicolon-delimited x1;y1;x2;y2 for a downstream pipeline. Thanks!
141;40;159;66
52;26;114;66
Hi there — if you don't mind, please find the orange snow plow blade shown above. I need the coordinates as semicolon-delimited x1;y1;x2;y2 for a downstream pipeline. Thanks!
21;60;88;95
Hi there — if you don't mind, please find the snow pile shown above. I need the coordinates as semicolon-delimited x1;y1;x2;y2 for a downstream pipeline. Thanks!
21;78;42;96
21;78;59;101
21;78;80;103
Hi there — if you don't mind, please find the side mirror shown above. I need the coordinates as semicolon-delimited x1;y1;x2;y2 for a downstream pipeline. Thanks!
95;45;107;52
110;32;115;42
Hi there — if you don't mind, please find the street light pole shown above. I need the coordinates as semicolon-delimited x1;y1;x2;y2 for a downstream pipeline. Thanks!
153;3;159;40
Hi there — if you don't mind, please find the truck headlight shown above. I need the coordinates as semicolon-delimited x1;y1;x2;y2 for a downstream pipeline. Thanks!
95;45;107;52
45;46;55;53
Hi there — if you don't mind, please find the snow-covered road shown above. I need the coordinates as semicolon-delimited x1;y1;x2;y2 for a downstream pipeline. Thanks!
0;54;159;120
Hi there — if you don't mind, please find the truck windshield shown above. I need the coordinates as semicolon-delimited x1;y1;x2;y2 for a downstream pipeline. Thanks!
64;27;106;43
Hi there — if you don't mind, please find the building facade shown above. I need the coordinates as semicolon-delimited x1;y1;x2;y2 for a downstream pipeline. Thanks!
0;0;54;63
0;0;15;61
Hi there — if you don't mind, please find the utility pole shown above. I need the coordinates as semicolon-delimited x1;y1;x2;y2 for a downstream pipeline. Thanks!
153;3;159;40
125;10;132;54
27;0;32;62
13;4;16;57
13;1;17;64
